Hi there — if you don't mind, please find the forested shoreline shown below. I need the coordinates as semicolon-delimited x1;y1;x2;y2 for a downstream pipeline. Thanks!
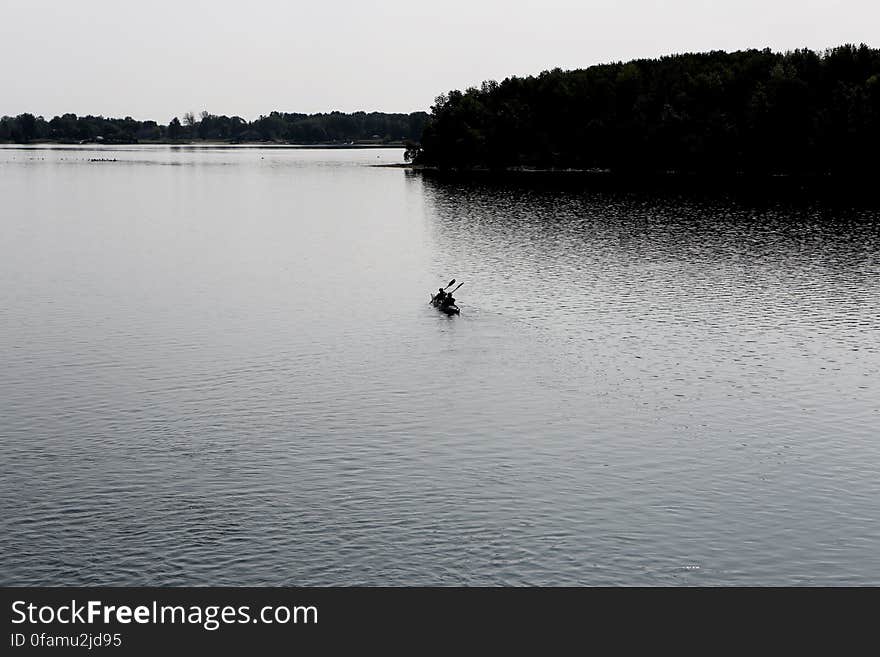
413;44;880;176
0;110;428;145
6;45;879;177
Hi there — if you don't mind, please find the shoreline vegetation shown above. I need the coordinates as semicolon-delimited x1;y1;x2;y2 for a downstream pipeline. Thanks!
411;44;880;178
3;140;408;148
0;110;427;147
4;44;878;181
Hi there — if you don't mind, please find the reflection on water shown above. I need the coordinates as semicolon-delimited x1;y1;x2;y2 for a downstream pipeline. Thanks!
1;146;878;585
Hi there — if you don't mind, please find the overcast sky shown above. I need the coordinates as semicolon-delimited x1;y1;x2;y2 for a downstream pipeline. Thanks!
2;0;877;120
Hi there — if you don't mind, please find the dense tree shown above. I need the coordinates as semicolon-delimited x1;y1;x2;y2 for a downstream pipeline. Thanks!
17;113;38;142
415;45;880;176
0;110;428;145
167;117;182;140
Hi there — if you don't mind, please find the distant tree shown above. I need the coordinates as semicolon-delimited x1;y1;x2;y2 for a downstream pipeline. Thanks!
253;112;288;141
1;109;429;145
17;113;38;142
48;113;77;140
182;112;196;138
229;116;247;139
136;120;160;140
168;117;182;140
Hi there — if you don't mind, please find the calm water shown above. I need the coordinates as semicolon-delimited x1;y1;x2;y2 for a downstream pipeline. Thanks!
1;145;878;585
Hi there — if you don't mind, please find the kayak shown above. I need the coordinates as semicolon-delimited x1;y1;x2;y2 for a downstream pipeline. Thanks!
430;294;460;315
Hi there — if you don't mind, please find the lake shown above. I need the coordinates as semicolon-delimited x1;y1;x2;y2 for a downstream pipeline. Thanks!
1;145;878;585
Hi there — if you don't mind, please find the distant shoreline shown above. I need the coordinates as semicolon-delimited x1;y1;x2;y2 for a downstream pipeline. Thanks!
0;140;407;148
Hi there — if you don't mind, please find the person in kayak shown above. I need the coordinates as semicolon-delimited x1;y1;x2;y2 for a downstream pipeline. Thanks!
435;288;447;304
441;293;455;309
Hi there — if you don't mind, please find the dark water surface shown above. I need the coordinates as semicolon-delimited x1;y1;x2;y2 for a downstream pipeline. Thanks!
1;145;878;585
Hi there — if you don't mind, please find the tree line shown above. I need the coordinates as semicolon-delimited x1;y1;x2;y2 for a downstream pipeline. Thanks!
413;44;880;176
0;110;428;144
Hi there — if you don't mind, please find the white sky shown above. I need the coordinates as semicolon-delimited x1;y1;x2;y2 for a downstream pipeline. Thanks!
1;0;877;121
